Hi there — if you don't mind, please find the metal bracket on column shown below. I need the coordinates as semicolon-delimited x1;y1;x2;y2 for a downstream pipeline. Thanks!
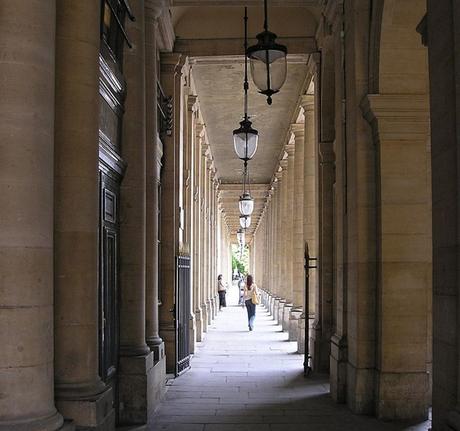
304;242;317;377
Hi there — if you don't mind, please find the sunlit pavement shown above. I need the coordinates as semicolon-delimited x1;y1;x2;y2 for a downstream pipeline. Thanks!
149;284;431;431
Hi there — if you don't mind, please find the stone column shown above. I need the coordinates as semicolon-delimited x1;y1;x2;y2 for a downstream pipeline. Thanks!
0;2;63;430
300;94;316;356
276;159;288;325
277;159;288;324
53;1;113;428
426;3;460;427
184;94;197;354
119;0;155;423
200;143;209;332
362;94;430;420
268;191;275;310
282;143;295;331
193;125;204;340
145;1;165;363
314;141;335;372
289;124;305;341
273;176;282;320
159;52;184;372
209;166;216;321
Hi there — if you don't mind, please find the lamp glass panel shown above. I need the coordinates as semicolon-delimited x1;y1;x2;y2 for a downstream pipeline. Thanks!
233;131;258;160
250;54;287;93
239;215;251;229
239;197;254;216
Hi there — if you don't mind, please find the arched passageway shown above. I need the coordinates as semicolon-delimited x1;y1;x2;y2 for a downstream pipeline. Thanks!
2;1;460;430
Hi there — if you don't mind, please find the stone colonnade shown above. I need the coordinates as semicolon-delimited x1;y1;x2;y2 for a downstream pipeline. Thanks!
254;0;433;423
158;55;231;371
0;1;174;429
253;89;319;358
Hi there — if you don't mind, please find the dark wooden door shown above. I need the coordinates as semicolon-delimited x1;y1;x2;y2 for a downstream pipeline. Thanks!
99;171;120;402
175;255;191;376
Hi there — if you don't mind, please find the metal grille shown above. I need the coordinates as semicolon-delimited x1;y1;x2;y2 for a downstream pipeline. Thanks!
175;254;191;376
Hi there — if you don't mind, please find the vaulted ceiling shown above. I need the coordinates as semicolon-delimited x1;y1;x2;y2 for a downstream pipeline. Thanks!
171;1;319;242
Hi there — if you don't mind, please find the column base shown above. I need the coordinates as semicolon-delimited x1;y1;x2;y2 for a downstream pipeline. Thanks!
118;351;165;426
206;299;212;325
147;336;165;362
58;391;113;430
277;299;286;326
289;307;302;341
189;313;197;355
195;308;204;342
212;296;218;319
376;372;429;421
159;322;175;374
0;411;65;431
272;298;280;323
282;303;293;332
311;322;331;373
346;362;375;415
268;294;274;315
329;333;347;404
56;382;114;431
201;303;208;333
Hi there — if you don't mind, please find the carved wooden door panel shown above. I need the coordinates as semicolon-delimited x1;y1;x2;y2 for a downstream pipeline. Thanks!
99;172;120;400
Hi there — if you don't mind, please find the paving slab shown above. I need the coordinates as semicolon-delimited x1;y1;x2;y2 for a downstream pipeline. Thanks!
149;289;431;431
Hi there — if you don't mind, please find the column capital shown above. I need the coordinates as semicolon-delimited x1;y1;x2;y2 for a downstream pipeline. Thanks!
285;142;295;156
187;94;198;112
361;94;430;140
300;94;315;111
145;0;167;21
290;123;305;138
160;52;184;74
201;141;210;156
196;122;205;139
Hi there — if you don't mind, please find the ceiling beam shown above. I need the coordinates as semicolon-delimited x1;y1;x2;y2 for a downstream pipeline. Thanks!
175;37;317;57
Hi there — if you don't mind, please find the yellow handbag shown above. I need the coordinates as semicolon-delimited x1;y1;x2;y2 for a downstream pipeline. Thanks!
251;288;260;305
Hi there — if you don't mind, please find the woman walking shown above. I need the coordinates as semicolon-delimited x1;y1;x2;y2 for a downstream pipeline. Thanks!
243;274;259;331
217;274;227;311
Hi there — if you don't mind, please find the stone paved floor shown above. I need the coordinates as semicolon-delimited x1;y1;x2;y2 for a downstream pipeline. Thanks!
150;285;431;431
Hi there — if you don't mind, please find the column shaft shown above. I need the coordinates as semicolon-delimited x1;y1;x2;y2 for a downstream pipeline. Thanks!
54;0;113;427
145;6;165;361
119;0;155;423
0;1;63;429
291;125;305;308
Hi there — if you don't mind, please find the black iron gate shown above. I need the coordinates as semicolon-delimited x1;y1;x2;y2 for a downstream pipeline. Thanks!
175;254;191;376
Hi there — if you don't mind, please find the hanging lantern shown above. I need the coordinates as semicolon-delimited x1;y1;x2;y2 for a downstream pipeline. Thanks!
239;192;254;216
233;7;259;161
240;215;251;229
233;119;259;161
246;0;287;105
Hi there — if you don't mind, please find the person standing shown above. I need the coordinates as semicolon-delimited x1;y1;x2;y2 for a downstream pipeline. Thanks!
217;274;227;311
243;274;259;331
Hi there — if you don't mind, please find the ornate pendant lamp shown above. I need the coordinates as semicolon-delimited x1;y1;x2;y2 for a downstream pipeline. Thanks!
234;8;259;161
239;192;254;217
246;0;288;105
239;161;254;217
240;215;251;229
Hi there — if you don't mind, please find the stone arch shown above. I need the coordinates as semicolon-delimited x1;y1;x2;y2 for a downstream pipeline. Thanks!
363;0;432;420
374;0;428;94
